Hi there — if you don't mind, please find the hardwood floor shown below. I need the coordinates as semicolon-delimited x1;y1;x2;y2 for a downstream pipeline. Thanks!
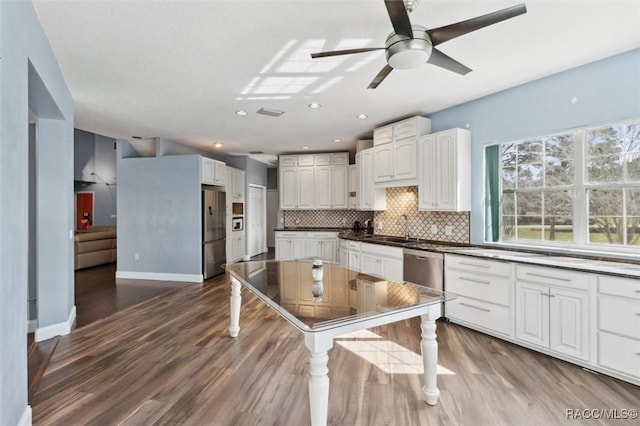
31;269;639;425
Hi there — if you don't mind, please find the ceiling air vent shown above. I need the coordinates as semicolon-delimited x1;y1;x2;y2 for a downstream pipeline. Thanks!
256;107;284;117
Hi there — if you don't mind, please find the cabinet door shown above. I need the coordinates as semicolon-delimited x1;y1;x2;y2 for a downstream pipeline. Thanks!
549;288;589;360
321;238;336;263
435;130;457;210
515;281;549;348
357;151;371;209
394;138;417;181
279;167;298;209
298;167;315;208
339;247;348;268
331;165;348;209
232;233;245;260
348;164;356;193
360;253;380;277
373;144;394;182
306;238;322;259
373;125;393;145
418;136;437;210
275;238;290;260
291;238;306;259
214;161;226;186
232;168;244;200
202;158;216;184
348;251;360;272
381;257;403;282
314;166;332;209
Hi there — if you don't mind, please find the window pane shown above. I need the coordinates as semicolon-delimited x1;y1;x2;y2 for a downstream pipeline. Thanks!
589;189;623;216
624;122;640;154
544;191;573;217
627;217;640;246
626;188;640;246
516;216;542;240
518;192;542;216
625;152;640;182
587;124;624;157
587;154;623;183
588;217;623;245
517;140;542;163
501;144;517;167
626;188;640;216
502;167;516;190
502;192;515;216
543;133;575;186
502;216;516;240
517;163;543;188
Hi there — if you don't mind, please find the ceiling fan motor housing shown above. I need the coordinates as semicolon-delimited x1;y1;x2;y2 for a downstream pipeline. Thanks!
385;26;432;69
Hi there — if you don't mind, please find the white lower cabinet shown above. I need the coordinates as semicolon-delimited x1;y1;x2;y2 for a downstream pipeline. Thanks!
230;232;245;262
358;242;402;282
445;254;512;336
275;232;306;260
347;241;361;272
515;264;590;361
306;232;337;263
596;275;640;382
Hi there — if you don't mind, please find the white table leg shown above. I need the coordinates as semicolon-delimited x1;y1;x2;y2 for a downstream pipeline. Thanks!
305;334;333;426
421;311;440;405
229;277;242;337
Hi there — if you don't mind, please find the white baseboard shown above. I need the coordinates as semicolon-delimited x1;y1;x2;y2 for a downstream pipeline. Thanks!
116;270;203;283
35;305;76;342
27;319;37;333
18;404;32;426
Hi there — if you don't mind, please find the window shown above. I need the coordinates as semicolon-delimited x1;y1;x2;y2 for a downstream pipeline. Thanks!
487;118;640;251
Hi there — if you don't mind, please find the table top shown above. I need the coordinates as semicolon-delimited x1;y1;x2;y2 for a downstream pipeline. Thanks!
224;259;451;333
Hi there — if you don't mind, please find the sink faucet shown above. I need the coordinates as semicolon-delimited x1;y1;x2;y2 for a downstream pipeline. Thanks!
400;214;409;239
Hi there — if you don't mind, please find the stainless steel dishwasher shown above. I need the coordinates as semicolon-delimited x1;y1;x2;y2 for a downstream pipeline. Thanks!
403;248;445;317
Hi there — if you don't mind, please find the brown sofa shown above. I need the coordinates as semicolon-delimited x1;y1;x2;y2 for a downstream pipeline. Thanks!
74;226;117;270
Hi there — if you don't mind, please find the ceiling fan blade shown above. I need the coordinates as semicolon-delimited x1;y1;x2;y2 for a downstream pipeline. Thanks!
427;48;472;75
311;47;384;59
427;4;527;46
368;64;394;89
384;0;413;38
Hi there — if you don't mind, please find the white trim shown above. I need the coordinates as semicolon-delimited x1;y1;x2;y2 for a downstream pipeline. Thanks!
18;405;32;426
27;319;37;333
35;305;76;342
116;270;203;283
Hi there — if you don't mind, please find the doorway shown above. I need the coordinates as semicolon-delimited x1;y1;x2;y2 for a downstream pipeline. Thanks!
247;185;266;257
75;192;95;231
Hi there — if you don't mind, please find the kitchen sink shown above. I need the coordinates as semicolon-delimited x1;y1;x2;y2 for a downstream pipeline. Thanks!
361;235;422;246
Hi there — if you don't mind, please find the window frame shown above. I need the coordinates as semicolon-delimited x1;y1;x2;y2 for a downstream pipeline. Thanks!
485;117;640;256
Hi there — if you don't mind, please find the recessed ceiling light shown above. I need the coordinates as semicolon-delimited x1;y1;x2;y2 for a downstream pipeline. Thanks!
308;102;321;109
215;143;223;148
357;113;368;119
333;139;342;143
302;146;309;150
235;110;248;116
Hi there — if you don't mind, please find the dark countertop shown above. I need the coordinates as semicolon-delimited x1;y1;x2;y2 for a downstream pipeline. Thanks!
274;227;349;232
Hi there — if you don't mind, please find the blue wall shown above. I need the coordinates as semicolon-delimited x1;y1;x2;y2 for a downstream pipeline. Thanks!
427;48;640;243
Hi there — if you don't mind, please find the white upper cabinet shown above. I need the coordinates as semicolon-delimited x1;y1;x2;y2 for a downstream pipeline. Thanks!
355;148;386;211
418;128;471;211
226;167;245;202
201;157;226;186
278;152;349;210
373;116;431;187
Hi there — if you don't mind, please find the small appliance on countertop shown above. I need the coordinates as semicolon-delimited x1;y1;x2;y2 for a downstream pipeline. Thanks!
364;219;374;234
352;221;362;232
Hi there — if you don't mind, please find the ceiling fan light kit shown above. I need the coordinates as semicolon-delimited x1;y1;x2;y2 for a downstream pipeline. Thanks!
311;0;527;89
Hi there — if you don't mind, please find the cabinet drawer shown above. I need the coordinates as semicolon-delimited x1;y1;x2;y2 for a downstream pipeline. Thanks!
279;155;297;167
331;153;349;165
347;241;361;251
339;239;348;249
313;154;331;165
447;297;511;335
446;254;510;277
373;126;392;145
298;155;314;166
598;275;640;300
598;332;640;378
447;270;510;306
516;264;589;291
599;296;640;339
306;232;336;239
360;242;402;259
276;232;306;239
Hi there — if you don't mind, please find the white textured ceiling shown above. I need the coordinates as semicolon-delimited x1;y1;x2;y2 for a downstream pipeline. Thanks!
33;0;640;160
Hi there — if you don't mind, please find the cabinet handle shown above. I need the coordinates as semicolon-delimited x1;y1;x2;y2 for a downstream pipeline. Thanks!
459;276;491;285
459;302;491;313
548;293;556;298
459;261;490;269
636;290;640;293
525;272;571;282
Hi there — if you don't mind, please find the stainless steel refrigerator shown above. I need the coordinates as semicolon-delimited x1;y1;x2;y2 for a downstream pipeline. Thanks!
202;186;226;279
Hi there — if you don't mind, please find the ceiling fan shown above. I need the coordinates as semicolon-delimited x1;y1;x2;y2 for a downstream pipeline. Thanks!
310;0;527;89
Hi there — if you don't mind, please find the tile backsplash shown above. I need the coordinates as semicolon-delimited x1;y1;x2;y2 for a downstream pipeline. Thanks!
281;186;469;243
284;210;373;228
374;186;470;243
